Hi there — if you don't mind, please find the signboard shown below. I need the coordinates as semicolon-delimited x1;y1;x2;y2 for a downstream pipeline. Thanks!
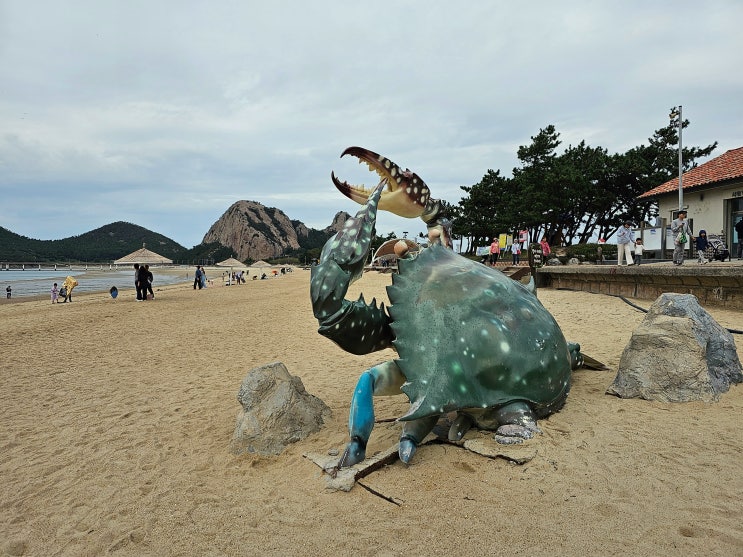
529;243;543;268
519;230;529;243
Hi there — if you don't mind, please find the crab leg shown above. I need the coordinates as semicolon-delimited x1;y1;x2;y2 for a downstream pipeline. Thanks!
310;181;393;355
339;361;406;467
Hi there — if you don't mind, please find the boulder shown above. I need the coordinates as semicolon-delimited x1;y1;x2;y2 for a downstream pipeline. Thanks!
546;258;562;266
607;293;742;402
230;362;332;455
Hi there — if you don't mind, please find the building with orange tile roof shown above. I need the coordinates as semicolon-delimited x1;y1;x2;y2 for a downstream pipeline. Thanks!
638;146;743;252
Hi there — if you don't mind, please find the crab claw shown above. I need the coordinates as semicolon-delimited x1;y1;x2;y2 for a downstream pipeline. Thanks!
331;146;431;218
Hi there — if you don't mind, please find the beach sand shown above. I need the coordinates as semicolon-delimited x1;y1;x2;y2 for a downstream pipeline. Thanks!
1;271;742;556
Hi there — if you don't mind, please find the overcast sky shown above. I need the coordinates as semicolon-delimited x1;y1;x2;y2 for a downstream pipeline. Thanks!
2;1;742;248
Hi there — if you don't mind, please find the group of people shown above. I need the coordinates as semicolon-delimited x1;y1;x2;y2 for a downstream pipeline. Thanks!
134;264;154;301
193;265;207;289
615;221;645;265
224;270;247;285
618;210;706;266
50;276;78;303
485;237;527;266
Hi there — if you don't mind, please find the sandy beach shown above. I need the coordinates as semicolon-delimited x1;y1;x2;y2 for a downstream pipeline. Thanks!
1;270;742;556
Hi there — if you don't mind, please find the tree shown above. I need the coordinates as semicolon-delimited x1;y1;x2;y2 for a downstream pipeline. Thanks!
511;125;562;241
457;169;512;253
455;118;718;246
596;116;717;241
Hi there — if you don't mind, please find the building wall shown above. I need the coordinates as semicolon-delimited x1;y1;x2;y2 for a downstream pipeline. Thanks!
656;178;743;245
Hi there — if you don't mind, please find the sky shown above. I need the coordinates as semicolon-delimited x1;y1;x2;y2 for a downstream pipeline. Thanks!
2;1;742;249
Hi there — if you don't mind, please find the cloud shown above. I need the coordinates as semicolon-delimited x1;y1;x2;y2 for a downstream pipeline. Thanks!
1;1;742;247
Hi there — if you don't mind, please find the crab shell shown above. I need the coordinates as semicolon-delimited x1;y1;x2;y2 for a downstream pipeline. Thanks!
388;243;572;422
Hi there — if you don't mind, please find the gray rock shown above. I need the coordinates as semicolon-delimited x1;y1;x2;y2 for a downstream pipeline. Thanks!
230;362;332;455
607;293;743;402
567;257;581;266
546;258;562;266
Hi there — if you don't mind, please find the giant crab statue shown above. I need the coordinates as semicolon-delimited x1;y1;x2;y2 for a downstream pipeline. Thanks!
310;147;586;468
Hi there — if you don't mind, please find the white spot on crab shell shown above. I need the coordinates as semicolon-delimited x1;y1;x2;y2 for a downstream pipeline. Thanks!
396;176;402;184
481;329;489;337
413;178;418;184
391;167;397;177
406;186;412;194
384;159;391;169
459;337;466;343
500;341;511;353
413;186;418;195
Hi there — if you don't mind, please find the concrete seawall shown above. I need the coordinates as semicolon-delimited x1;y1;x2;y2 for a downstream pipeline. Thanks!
536;262;743;310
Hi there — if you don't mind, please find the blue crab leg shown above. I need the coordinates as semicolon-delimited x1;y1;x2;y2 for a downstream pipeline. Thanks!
399;415;439;464
339;361;406;467
567;341;584;369
310;181;393;355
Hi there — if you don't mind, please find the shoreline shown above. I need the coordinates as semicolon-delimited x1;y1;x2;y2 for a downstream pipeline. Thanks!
0;264;285;302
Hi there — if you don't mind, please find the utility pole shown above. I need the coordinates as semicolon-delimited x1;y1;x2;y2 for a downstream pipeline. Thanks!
669;105;683;211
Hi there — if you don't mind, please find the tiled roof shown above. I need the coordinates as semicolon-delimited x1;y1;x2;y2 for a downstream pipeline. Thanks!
638;146;743;199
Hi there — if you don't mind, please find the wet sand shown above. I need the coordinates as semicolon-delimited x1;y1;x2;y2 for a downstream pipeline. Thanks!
1;271;742;556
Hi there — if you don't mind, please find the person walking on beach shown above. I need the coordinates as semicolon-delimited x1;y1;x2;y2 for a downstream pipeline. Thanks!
511;240;521;265
61;276;77;302
633;239;644;266
695;230;709;265
540;236;551;257
735;218;743;260
671;210;694;266
6;285;11;299
134;264;143;300
489;237;500;266
615;221;635;266
51;283;59;303
137;264;150;301
144;265;155;299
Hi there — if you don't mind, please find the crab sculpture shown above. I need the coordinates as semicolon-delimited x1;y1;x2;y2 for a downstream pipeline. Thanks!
311;147;584;468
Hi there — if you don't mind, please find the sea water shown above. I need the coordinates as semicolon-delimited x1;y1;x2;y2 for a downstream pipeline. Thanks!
0;268;191;299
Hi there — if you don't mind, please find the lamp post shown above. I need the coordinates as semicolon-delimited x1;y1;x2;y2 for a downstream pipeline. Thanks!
669;105;683;212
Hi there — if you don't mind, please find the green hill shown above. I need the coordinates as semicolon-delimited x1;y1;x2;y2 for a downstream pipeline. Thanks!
0;222;188;263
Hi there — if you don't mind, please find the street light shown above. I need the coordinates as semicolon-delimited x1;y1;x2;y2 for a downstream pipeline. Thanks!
669;105;683;212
